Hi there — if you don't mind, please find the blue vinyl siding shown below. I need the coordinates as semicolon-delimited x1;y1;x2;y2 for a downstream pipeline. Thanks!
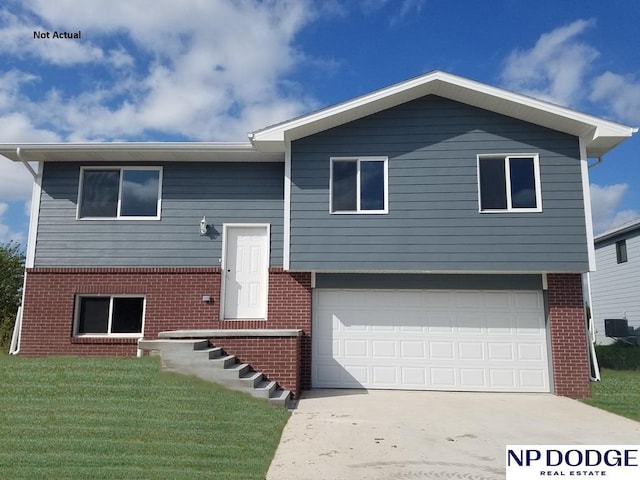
35;162;284;267
290;95;589;272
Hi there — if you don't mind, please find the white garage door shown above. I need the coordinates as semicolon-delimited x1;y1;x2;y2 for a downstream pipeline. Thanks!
312;289;550;392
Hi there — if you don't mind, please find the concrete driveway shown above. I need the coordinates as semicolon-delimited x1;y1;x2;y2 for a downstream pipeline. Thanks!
267;389;640;480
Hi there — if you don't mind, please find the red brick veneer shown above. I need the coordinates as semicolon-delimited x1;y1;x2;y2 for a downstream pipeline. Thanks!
547;273;591;398
19;267;311;394
210;336;301;397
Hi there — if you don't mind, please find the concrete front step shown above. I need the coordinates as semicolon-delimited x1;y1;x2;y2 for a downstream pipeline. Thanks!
268;388;292;408
139;339;209;352
138;338;291;408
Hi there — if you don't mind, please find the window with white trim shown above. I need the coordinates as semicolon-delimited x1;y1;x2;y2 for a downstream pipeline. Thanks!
75;296;145;336
78;167;162;219
477;154;541;212
330;157;388;213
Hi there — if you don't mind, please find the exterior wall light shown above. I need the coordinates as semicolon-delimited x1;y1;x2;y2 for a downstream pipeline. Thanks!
199;216;208;235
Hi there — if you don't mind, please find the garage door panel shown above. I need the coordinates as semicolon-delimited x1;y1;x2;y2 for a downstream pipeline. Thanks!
460;368;485;386
402;367;426;385
520;369;546;388
458;342;484;360
312;289;550;392
517;343;545;361
372;340;396;358
490;369;516;388
429;342;455;359
373;366;397;384
487;342;515;360
457;313;483;333
401;341;426;358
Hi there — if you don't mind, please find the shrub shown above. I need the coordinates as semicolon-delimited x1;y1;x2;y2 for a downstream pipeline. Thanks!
595;343;640;370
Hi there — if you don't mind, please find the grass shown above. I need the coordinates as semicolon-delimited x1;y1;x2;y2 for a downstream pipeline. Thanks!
582;345;640;422
583;369;640;422
0;356;290;480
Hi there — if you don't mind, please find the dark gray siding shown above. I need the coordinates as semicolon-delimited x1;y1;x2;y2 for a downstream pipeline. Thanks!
290;95;588;272
316;273;543;290
35;162;284;267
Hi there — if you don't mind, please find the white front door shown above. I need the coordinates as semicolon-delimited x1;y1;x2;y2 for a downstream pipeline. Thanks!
222;225;269;319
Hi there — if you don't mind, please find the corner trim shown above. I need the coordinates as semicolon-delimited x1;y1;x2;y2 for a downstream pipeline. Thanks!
25;162;42;268
579;138;597;271
283;141;291;270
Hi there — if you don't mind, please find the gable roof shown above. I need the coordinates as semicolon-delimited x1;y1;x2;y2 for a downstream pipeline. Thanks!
250;70;637;157
594;217;640;246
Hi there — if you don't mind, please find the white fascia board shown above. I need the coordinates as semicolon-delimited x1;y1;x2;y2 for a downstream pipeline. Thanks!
250;70;636;154
0;142;284;163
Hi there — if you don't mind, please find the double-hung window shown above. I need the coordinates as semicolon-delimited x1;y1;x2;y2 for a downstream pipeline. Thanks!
477;154;541;212
78;167;162;219
74;296;145;337
330;157;388;214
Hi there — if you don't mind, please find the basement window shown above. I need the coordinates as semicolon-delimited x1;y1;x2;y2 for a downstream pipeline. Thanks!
74;296;145;337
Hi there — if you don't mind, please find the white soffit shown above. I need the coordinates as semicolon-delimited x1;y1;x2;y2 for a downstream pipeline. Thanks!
0;142;284;163
250;71;637;157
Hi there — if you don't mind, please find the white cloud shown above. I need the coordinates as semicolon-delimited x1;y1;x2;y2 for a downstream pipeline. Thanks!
501;19;598;106
0;202;26;243
0;0;321;142
359;0;425;24
590;183;640;235
591;71;640;124
0;112;59;203
0;9;110;66
0;0;329;241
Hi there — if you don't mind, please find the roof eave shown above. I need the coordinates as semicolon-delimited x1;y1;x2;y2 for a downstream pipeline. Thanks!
250;71;637;156
594;217;640;245
0;142;284;163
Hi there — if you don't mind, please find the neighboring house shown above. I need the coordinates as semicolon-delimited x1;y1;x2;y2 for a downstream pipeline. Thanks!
591;218;640;344
1;71;636;399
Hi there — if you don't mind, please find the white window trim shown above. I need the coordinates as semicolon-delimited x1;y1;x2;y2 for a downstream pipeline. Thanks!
73;294;146;338
329;156;389;214
477;153;542;213
76;166;163;220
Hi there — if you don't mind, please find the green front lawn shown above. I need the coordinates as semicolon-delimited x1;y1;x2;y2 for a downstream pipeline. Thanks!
0;356;290;479
583;369;640;422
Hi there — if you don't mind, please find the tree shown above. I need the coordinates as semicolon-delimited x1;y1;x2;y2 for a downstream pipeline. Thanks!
0;241;25;352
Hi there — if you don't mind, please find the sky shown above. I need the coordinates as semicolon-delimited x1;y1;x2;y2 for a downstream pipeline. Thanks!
0;0;639;245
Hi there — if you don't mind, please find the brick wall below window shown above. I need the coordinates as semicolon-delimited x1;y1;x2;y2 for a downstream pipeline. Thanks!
19;267;312;393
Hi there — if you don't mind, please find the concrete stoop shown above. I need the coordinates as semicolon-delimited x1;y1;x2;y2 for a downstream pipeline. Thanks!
138;339;292;408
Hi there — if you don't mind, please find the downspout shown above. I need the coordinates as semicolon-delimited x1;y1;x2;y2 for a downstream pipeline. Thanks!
9;148;40;355
16;147;38;179
580;141;601;381
585;273;601;381
587;156;603;169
